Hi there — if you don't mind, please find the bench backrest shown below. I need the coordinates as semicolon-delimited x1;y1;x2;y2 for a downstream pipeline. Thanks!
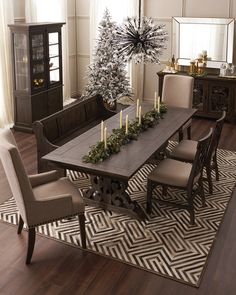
35;94;110;144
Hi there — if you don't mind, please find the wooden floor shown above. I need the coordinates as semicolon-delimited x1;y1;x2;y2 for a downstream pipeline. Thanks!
1;117;236;295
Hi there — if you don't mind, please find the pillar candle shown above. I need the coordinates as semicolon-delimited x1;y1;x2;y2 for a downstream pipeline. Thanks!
101;120;104;141
119;110;123;129
136;99;139;117
138;105;142;125
157;96;160;113
125;114;129;134
104;126;107;149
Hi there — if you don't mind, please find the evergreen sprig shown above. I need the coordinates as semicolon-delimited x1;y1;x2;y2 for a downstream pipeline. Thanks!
83;104;167;164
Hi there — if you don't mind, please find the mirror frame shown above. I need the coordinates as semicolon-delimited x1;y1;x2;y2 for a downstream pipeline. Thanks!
172;17;234;68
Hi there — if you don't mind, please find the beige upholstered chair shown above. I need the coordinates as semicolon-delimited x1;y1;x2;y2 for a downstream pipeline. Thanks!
146;128;212;225
162;74;194;141
169;111;226;194
0;129;86;264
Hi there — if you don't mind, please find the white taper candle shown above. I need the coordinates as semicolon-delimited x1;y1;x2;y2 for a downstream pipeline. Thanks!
157;96;160;113
154;92;158;109
125;114;129;134
138;106;142;125
104;126;107;149
136;99;140;117
101;120;104;141
119;110;123;129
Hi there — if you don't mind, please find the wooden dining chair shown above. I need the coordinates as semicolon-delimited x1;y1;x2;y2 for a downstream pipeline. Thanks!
162;74;194;141
146;128;212;225
0;129;86;264
169;111;226;194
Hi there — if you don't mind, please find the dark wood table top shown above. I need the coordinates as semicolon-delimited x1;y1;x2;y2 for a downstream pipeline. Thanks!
43;103;197;181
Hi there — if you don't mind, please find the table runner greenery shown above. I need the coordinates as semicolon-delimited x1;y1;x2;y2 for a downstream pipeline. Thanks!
83;104;167;164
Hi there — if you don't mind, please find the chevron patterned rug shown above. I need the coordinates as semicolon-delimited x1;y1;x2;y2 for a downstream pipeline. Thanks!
0;147;236;287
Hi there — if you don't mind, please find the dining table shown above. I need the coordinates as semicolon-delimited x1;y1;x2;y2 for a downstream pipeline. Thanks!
43;102;197;219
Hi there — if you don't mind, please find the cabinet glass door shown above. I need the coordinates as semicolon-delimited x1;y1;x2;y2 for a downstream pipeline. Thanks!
14;33;29;91
193;81;205;112
48;32;60;84
31;34;46;90
208;83;230;114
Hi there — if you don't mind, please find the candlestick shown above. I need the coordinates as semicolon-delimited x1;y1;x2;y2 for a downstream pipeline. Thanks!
125;114;129;134
104;126;107;149
101;120;104;142
138;105;142;125
136;99;139;117
119;110;123;129
157;96;160;113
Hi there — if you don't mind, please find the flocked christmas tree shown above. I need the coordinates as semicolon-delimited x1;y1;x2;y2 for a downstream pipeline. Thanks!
82;9;133;106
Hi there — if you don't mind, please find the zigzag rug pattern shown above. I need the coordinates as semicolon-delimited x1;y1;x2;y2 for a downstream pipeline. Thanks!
0;147;236;287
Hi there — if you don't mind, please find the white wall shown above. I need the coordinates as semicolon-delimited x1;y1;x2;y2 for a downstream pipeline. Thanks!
13;0;25;22
12;0;236;100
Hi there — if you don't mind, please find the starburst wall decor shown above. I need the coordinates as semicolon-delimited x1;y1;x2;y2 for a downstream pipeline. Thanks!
116;0;168;64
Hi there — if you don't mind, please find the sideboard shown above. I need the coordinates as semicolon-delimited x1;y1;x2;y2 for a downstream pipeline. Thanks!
157;71;236;122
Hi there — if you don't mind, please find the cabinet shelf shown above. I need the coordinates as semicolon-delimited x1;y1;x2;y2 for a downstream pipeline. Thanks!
50;67;59;71
32;44;44;49
49;42;59;46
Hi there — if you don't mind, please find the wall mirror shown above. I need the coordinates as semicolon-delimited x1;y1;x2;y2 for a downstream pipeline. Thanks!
172;17;234;68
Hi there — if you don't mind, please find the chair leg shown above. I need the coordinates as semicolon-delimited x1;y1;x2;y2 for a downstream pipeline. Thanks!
199;178;206;207
26;228;36;265
213;154;220;181
205;164;213;194
187;125;191;140
79;214;86;249
178;129;184;142
162;185;168;197
146;179;153;214
17;215;24;234
187;190;195;225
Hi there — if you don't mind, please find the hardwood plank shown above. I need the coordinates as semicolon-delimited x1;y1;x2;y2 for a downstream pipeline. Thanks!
0;118;236;295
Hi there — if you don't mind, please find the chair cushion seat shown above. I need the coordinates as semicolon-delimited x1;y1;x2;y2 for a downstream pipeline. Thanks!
32;177;85;215
148;158;192;187
170;140;197;162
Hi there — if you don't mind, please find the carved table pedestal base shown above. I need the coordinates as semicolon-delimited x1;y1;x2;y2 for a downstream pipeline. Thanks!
83;175;145;219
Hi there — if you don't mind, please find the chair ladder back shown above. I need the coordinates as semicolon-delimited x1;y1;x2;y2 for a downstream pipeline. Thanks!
188;128;213;186
208;111;226;160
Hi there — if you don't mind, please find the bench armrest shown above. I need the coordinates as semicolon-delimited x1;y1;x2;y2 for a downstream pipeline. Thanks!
33;121;59;172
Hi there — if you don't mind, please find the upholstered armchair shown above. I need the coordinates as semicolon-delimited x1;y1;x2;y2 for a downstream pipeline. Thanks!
162;74;194;141
0;129;86;264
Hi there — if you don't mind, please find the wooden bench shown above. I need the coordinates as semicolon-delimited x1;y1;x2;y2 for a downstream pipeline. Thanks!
33;94;115;173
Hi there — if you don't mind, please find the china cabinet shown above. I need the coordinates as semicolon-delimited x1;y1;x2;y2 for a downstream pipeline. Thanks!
157;71;236;122
8;22;65;132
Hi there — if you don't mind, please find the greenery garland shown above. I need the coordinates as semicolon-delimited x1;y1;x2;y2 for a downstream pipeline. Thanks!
83;104;167;164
